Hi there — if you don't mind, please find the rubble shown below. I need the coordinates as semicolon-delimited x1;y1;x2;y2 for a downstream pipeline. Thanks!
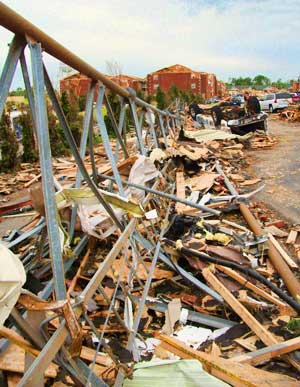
1;115;300;386
278;105;300;122
0;5;300;387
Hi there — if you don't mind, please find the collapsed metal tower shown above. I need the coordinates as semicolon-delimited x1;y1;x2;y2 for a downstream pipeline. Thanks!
0;3;194;387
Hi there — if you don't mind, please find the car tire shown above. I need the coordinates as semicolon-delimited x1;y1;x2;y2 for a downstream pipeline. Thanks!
269;105;274;113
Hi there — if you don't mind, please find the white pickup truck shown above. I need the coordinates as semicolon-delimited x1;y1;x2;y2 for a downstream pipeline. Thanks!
259;92;290;113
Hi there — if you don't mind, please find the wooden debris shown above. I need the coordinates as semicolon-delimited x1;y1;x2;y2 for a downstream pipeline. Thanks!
0;344;58;377
215;265;294;313
202;267;300;371
158;335;300;387
286;229;298;245
187;172;219;191
233;336;300;365
268;233;298;269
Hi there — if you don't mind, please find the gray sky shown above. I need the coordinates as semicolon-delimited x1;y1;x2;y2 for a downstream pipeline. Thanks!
0;0;299;89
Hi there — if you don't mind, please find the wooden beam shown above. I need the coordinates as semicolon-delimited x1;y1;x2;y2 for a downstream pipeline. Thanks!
175;171;188;214
215;265;292;311
286;229;298;245
268;233;298;269
158;334;300;387
233;336;300;365
202;266;300;372
202;267;278;346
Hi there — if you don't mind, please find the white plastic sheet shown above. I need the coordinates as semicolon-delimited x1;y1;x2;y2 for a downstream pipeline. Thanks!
0;244;26;326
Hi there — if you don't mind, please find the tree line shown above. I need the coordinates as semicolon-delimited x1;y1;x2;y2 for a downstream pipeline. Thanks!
0;90;84;172
226;75;293;90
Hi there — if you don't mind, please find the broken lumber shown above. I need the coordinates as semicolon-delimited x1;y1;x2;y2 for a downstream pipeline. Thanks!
215;265;292;311
268;233;298;269
158;334;300;387
240;202;300;302
233;336;300;365
286;229;298;245
202;266;300;372
175;171;188;214
202;267;279;347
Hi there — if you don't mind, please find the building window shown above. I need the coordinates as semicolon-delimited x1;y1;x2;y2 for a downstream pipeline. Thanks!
191;83;196;89
153;75;158;81
154;84;159;89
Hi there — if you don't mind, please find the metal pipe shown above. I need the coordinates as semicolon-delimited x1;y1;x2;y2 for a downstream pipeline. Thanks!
240;202;300;303
97;173;220;215
0;2;178;119
216;162;300;303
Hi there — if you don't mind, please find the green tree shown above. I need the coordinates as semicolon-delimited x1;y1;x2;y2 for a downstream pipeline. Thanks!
0;111;20;172
168;84;179;101
18;106;38;163
146;94;153;104
47;104;69;157
9;87;26;97
78;95;87;112
271;79;291;90
60;91;82;146
252;75;271;89
155;86;167;110
61;91;71;118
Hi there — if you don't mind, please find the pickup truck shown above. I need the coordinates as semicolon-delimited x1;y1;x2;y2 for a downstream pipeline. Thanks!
259;92;290;113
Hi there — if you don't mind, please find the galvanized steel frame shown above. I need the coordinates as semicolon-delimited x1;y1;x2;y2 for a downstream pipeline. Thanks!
0;4;216;387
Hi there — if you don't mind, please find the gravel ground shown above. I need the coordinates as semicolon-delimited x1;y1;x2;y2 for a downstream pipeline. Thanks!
247;116;300;224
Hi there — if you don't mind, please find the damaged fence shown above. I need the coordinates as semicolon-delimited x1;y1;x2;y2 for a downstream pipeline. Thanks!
2;3;300;387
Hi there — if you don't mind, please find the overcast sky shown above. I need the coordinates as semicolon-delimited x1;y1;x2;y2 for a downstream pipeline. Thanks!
0;0;299;89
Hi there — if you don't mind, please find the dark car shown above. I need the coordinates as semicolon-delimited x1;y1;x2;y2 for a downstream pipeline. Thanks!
230;94;245;106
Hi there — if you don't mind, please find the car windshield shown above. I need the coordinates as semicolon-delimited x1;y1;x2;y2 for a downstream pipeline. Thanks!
276;92;291;99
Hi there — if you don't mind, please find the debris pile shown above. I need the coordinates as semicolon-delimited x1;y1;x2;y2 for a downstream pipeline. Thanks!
1;118;300;387
278;104;300;122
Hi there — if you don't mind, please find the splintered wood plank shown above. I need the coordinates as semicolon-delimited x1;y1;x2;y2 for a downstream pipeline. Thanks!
6;373;21;387
232;336;300;365
175;172;189;214
158;334;300;387
0;344;58;378
202;267;277;347
80;346;112;367
268;233;298;269
202;267;300;372
0;327;39;357
216;265;293;312
286;229;298;245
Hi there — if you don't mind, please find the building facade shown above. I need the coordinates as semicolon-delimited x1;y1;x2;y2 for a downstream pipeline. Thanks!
147;64;222;100
60;72;146;98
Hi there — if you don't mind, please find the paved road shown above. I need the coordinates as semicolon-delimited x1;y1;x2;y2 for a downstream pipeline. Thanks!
248;116;300;224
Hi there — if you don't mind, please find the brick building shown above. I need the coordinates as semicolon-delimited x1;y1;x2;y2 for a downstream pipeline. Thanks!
59;72;146;97
291;80;300;92
147;64;222;100
217;80;227;98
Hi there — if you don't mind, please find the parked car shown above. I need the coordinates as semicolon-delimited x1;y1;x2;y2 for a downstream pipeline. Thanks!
259;92;290;113
291;92;300;104
206;97;220;104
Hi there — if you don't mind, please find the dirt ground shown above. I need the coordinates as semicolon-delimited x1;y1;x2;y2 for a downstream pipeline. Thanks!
248;116;300;224
0;189;31;238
